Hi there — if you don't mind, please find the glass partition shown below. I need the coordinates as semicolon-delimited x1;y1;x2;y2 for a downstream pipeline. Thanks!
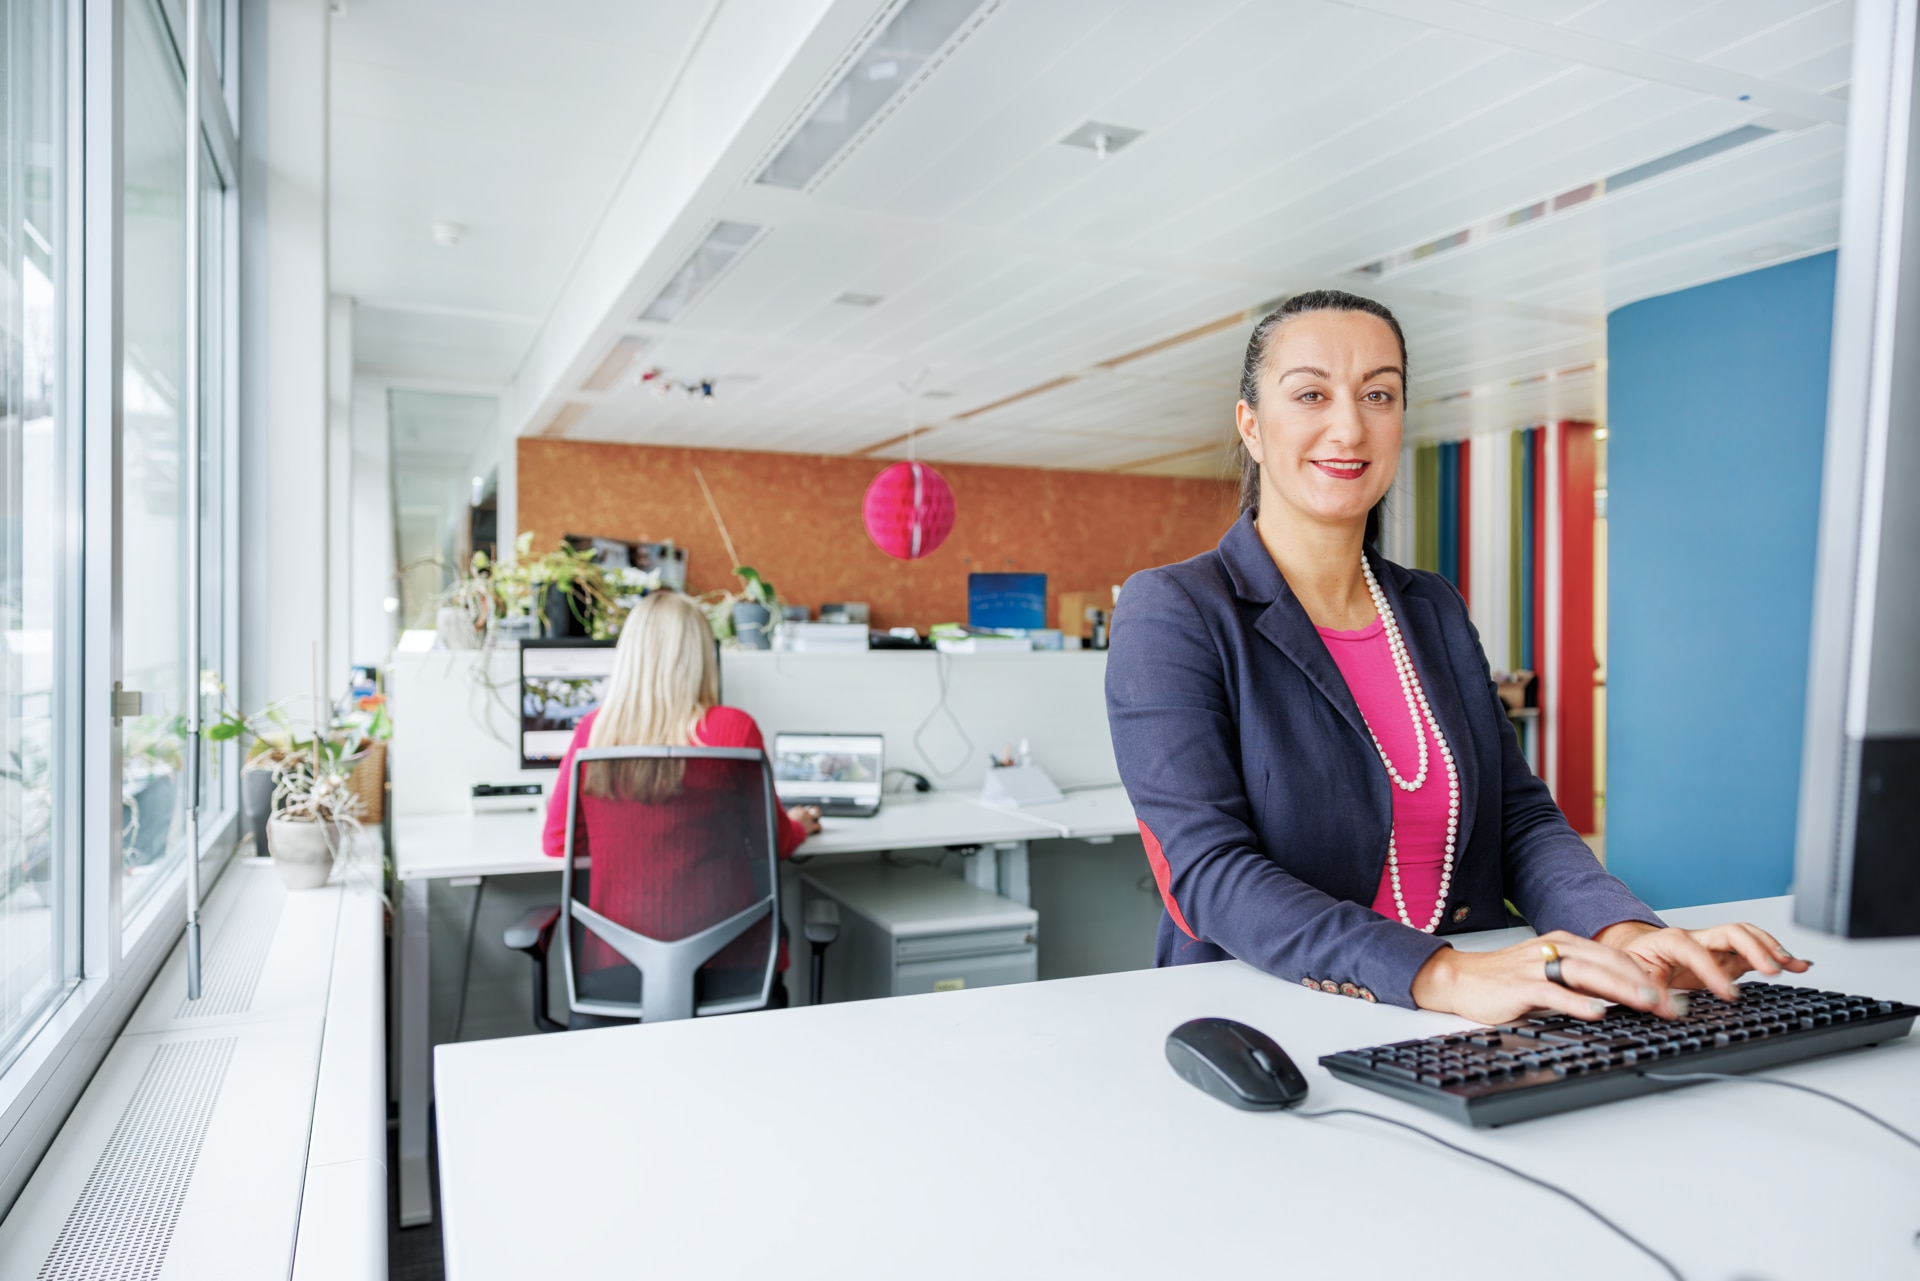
0;0;75;1065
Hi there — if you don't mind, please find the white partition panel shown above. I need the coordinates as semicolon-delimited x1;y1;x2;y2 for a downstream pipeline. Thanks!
388;642;527;817
722;650;1116;792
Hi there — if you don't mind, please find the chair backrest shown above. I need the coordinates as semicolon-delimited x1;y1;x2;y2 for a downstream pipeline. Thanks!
559;745;780;1023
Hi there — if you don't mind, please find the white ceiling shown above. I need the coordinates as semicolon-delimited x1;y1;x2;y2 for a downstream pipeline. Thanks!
329;0;720;381
330;0;1855;474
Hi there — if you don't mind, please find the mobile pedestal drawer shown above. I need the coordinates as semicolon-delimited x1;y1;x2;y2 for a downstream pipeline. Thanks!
800;863;1039;1002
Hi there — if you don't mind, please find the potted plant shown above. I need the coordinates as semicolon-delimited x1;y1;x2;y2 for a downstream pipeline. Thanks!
702;566;779;650
266;747;364;890
476;533;621;640
208;679;373;858
432;566;493;650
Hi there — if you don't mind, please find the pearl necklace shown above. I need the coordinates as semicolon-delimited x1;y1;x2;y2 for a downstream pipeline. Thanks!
1358;555;1460;933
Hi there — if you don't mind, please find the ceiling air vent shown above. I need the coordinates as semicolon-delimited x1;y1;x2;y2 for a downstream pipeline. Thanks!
638;221;761;324
755;0;998;192
1352;124;1778;277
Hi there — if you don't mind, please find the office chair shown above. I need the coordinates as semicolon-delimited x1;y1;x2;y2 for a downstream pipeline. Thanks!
505;745;782;1030
804;897;840;1006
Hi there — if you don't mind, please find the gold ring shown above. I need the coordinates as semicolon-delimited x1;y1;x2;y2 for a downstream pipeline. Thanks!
1539;942;1560;963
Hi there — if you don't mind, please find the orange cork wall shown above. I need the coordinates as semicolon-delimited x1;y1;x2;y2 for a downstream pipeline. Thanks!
515;439;1239;633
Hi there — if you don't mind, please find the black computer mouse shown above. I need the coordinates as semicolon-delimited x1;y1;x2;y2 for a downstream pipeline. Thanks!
1165;1017;1310;1111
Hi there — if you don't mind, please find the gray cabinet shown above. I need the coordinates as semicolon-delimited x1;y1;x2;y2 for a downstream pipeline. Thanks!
802;863;1038;1002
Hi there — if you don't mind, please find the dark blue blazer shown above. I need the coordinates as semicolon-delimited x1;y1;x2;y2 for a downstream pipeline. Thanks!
1105;512;1659;1008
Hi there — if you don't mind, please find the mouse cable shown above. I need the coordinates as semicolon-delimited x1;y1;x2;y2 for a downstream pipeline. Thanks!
1640;1071;1920;1154
1291;1107;1684;1281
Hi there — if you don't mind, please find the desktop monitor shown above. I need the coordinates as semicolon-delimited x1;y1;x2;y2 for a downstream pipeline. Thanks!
1793;0;1920;938
520;641;617;770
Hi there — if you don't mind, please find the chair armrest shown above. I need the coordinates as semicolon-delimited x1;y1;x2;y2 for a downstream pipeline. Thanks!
505;904;560;954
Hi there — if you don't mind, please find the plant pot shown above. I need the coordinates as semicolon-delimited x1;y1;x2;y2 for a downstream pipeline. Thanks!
436;605;480;649
266;815;342;890
241;767;277;857
540;583;586;638
732;602;772;650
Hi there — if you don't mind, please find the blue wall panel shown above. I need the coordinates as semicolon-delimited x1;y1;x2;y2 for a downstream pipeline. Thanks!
1606;252;1835;908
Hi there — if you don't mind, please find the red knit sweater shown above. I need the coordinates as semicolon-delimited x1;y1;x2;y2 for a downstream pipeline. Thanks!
542;706;807;973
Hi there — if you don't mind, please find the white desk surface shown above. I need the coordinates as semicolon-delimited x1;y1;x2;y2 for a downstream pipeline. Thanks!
801;790;1055;856
435;897;1920;1280
393;788;1129;881
997;782;1136;839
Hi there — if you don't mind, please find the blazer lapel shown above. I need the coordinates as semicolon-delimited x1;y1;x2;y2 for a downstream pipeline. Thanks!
1371;561;1480;860
1219;512;1389;759
1252;597;1375;752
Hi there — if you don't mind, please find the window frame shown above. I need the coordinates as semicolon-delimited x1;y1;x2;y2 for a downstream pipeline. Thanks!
0;0;244;1220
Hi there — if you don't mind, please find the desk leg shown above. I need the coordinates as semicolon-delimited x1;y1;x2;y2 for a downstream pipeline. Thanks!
995;841;1030;907
397;876;433;1227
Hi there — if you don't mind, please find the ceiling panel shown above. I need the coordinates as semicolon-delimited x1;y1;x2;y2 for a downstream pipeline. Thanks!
335;0;1857;467
329;0;718;381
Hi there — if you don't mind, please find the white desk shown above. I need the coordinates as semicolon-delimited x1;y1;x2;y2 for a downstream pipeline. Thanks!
997;783;1137;839
390;787;1132;1226
434;897;1920;1280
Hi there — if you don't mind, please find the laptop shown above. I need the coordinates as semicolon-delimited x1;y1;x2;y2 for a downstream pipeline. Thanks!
772;732;885;818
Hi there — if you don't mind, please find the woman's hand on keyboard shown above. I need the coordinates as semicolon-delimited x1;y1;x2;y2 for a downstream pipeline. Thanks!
1410;930;1681;1024
1594;920;1810;1000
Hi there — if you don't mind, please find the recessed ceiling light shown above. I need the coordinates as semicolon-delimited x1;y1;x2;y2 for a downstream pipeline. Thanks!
834;292;884;307
431;221;465;247
922;389;953;399
756;0;996;191
638;221;761;324
1059;121;1144;161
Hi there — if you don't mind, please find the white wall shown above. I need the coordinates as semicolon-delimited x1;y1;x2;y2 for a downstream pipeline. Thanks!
328;294;353;679
348;373;394;665
240;0;332;720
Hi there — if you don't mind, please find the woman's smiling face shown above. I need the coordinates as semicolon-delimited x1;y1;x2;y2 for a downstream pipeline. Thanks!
1236;308;1404;530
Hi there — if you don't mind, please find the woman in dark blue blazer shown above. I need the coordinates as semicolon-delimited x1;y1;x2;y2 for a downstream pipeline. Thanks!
1106;291;1807;1022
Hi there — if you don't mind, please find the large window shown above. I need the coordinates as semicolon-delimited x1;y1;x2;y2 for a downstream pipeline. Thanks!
116;0;233;926
0;0;243;1208
0;0;76;1067
119;0;190;917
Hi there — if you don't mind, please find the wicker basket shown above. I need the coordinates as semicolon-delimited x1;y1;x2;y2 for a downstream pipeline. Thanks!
346;741;386;824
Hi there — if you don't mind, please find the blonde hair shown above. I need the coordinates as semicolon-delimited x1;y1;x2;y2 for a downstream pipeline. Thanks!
583;592;720;802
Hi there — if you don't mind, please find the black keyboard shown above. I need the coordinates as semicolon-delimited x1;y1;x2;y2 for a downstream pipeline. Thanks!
1320;982;1918;1127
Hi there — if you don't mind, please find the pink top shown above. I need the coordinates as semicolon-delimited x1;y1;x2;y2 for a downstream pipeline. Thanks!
1316;617;1453;927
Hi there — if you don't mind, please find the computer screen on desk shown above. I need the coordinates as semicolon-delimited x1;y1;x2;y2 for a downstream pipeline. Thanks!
520;642;617;770
773;733;883;814
1794;14;1920;938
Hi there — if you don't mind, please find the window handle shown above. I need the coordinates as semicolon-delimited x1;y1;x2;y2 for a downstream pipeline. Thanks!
112;682;143;724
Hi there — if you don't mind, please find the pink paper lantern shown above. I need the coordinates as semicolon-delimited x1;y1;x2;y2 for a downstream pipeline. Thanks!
862;460;956;560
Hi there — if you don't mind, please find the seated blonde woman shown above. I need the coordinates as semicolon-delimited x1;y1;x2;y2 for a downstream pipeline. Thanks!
541;591;821;1014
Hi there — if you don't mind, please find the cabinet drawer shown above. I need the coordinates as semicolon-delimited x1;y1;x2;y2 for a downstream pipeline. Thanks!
893;947;1036;996
896;927;1035;964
